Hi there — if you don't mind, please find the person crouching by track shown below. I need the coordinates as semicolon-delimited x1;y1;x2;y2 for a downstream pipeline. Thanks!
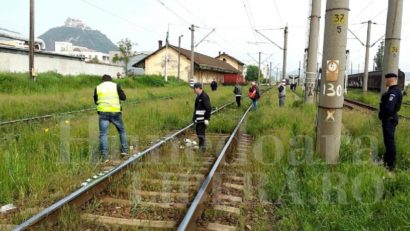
193;83;212;150
94;74;128;162
233;84;242;107
278;79;286;107
248;82;260;110
379;73;403;171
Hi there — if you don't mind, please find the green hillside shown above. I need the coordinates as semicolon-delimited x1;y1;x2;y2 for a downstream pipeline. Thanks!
39;26;118;53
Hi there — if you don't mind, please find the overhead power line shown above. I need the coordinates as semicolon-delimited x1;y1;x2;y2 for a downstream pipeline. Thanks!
156;0;191;25
173;0;208;27
240;0;260;47
350;0;377;23
271;0;284;24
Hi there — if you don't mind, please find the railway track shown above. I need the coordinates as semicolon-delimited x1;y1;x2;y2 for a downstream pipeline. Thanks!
8;101;255;230
343;98;378;112
0;95;176;127
344;98;410;120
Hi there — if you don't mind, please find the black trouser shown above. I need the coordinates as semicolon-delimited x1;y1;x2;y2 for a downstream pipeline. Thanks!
279;96;285;107
196;122;206;149
382;118;398;170
236;96;241;107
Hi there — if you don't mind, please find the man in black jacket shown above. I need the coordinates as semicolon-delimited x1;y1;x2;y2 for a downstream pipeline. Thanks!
193;83;212;150
379;73;403;171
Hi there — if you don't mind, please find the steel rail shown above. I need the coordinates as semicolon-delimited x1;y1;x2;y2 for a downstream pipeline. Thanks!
177;104;253;231
13;101;234;231
344;98;409;120
344;98;378;111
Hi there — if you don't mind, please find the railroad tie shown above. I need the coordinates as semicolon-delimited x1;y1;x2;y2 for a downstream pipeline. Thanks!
0;224;17;231
216;194;243;203
207;222;236;231
223;183;244;191
212;205;241;215
119;189;190;199
81;214;177;229
100;197;188;209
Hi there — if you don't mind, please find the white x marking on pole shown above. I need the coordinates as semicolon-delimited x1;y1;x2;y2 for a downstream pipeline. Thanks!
326;110;336;121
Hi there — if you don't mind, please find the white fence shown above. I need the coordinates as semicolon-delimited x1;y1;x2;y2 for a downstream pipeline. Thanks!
0;46;123;76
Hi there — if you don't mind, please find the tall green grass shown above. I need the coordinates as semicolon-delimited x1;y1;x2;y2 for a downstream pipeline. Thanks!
347;88;410;117
0;72;185;94
0;73;189;121
246;88;410;230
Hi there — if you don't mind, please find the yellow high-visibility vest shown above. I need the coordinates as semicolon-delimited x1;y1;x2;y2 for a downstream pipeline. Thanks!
96;81;121;112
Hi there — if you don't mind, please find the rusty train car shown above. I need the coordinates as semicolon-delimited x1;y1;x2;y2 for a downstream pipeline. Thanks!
348;70;405;91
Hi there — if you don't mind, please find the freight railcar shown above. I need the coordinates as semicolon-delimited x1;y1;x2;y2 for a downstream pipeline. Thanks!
348;70;405;91
223;74;246;85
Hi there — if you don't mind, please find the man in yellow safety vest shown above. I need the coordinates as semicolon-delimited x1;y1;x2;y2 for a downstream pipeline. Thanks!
94;74;128;161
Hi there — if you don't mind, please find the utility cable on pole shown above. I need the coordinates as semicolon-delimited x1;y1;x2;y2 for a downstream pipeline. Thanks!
247;53;259;64
255;30;283;50
348;21;384;92
254;27;288;80
195;29;215;47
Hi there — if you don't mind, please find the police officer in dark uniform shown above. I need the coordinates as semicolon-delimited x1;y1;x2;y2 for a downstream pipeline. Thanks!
379;73;403;171
193;83;212;150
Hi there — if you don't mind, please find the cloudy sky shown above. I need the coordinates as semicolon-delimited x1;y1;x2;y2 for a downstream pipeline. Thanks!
1;0;410;75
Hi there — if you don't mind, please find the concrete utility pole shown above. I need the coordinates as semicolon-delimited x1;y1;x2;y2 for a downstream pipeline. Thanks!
305;0;321;103
350;62;353;75
29;0;35;81
317;0;349;164
269;62;273;84
298;60;301;85
164;29;169;82
363;20;373;92
258;52;261;85
282;26;288;80
177;34;183;80
381;0;403;94
189;24;195;81
345;50;350;94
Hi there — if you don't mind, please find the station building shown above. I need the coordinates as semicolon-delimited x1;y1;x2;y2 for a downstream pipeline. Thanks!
134;41;244;84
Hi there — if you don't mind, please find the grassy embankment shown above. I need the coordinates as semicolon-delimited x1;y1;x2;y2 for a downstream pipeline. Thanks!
245;87;410;230
0;72;189;121
0;73;247;224
346;88;410;117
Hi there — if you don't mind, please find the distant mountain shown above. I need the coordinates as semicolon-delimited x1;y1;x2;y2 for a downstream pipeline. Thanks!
39;26;118;53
